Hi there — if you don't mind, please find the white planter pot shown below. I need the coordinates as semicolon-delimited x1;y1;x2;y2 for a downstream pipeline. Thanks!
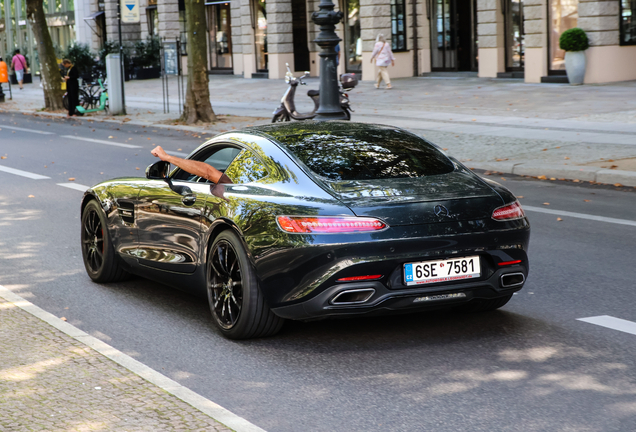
565;51;586;85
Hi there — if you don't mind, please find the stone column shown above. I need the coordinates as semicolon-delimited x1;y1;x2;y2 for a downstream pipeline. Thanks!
239;0;255;77
308;0;320;76
74;0;93;49
267;0;294;78
105;0;142;44
477;0;505;77
523;0;546;83
157;0;180;39
577;0;635;82
230;0;244;75
360;0;391;81
416;0;431;74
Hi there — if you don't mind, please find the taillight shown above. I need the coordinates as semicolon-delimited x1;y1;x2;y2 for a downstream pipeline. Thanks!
492;201;525;221
498;260;522;266
276;216;387;234
337;274;383;282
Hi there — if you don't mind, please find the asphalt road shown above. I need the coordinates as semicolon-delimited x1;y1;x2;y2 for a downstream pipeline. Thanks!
2;112;636;432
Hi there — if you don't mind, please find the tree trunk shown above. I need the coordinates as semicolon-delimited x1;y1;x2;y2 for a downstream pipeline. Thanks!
26;0;64;110
180;0;216;123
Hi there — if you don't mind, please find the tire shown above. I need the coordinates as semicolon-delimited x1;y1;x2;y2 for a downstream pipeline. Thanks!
459;294;513;313
207;230;284;339
81;200;130;283
77;89;91;111
342;107;351;120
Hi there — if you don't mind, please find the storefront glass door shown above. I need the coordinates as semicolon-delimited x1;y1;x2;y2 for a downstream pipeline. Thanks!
549;0;578;72
505;0;524;70
253;0;268;72
206;2;233;70
429;0;477;71
344;0;362;72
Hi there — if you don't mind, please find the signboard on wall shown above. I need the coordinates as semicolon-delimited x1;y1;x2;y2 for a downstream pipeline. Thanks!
121;0;140;23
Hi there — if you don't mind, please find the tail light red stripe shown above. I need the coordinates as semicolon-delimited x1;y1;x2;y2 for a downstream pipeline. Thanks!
337;275;383;282
498;260;522;266
277;216;387;234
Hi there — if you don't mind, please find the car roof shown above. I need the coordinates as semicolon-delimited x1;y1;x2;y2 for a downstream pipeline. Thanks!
243;121;410;144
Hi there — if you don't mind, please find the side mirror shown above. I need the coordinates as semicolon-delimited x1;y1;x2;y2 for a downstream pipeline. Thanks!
146;161;170;180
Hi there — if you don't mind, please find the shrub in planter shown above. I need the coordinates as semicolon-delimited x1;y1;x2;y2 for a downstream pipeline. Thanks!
559;28;589;52
559;28;589;85
131;37;161;79
65;43;96;78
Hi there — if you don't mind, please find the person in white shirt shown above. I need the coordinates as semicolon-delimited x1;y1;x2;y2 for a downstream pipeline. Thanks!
370;34;395;89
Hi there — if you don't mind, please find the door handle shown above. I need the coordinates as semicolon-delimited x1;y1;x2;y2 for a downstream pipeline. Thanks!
182;194;197;206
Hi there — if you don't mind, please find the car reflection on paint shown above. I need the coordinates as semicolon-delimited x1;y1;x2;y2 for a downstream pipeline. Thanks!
80;122;530;339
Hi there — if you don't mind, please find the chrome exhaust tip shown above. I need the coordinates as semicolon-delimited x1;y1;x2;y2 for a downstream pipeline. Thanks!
500;272;525;288
330;288;375;305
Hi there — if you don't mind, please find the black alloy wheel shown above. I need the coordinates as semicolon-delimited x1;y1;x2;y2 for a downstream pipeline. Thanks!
83;205;104;273
209;239;243;329
207;230;284;339
81;200;129;283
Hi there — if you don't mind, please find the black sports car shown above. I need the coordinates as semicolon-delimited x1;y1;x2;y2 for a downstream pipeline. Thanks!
81;122;530;339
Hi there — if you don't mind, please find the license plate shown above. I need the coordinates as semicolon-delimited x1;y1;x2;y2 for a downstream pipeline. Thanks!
404;256;480;286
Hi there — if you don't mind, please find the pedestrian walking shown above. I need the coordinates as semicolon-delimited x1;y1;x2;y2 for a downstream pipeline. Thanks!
370;34;395;89
10;49;27;90
62;59;79;117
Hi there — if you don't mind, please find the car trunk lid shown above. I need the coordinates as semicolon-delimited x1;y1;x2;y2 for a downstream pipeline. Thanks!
325;170;503;226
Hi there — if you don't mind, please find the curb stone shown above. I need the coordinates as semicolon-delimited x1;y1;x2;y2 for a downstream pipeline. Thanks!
467;162;636;187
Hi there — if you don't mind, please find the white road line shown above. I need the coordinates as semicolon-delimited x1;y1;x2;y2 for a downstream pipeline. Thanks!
61;135;142;149
166;150;189;157
577;315;636;336
523;205;636;227
0;165;51;180
57;182;90;192
0;285;266;432
0;125;55;135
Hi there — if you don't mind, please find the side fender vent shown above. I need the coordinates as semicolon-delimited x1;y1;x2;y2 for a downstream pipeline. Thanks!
117;200;135;224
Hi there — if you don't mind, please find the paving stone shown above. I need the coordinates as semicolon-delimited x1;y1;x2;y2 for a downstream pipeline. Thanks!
0;298;233;432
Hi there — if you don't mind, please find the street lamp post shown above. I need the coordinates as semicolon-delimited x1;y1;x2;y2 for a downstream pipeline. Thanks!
311;0;348;121
117;0;127;115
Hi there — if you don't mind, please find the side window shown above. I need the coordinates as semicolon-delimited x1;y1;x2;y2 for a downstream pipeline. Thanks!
202;147;242;171
224;149;269;184
173;145;241;181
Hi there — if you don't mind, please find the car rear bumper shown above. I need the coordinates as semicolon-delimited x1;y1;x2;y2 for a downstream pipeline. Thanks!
270;262;527;319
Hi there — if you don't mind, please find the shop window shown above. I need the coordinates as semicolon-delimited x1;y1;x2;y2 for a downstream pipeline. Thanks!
621;0;636;45
147;7;159;36
390;0;406;51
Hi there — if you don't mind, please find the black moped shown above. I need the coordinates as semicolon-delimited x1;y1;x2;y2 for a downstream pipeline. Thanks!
272;64;357;122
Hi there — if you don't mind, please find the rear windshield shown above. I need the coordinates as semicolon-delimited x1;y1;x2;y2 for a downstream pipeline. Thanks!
280;130;455;181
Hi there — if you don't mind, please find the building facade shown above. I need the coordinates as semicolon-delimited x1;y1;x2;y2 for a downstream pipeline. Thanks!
2;0;635;83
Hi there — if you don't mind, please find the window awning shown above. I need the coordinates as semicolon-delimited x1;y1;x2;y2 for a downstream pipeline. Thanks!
84;11;105;21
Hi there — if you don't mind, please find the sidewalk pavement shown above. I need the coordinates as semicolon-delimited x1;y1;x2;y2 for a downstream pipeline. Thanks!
1;74;636;186
0;286;264;432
